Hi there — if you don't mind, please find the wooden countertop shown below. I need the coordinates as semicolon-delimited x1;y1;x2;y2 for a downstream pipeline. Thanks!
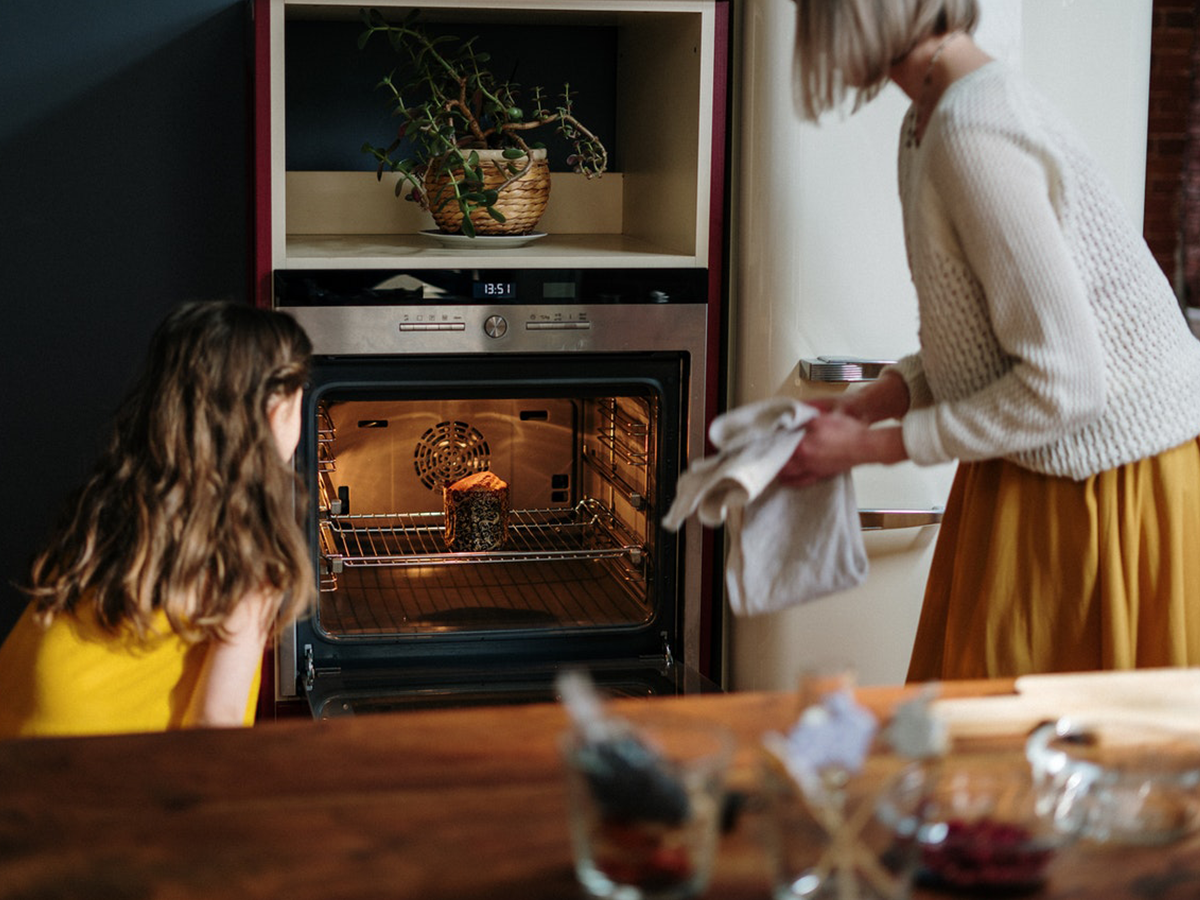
2;679;1198;899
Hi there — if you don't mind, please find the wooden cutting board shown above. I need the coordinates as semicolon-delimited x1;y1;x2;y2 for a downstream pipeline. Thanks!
932;667;1200;739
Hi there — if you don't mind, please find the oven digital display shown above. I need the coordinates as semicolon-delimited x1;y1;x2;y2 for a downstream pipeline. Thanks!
473;281;516;300
276;269;707;308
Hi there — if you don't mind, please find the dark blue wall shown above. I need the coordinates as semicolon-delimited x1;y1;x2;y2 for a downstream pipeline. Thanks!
0;1;252;638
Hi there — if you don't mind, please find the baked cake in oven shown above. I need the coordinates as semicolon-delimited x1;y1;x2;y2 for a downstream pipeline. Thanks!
443;471;510;551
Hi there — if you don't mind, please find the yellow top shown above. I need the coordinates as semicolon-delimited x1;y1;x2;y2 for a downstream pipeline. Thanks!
0;603;260;738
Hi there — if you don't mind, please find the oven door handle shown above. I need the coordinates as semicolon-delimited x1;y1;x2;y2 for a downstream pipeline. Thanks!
858;507;944;531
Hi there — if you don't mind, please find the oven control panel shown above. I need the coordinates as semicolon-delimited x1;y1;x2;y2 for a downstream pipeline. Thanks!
274;268;707;355
484;315;507;338
281;302;705;358
398;321;466;332
523;311;593;332
395;309;594;339
524;320;591;331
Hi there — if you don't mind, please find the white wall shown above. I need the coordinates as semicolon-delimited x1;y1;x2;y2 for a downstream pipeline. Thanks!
1020;0;1152;225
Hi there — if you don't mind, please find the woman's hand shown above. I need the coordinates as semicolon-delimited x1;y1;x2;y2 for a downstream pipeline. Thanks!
778;412;908;488
819;370;911;424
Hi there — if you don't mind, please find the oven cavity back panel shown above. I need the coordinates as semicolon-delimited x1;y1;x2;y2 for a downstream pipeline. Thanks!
321;398;579;513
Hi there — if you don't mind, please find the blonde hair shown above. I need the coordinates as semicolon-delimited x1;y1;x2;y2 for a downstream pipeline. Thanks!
792;0;980;119
25;300;316;642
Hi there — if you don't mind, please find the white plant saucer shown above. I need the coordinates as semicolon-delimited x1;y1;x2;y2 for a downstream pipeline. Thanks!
420;230;547;249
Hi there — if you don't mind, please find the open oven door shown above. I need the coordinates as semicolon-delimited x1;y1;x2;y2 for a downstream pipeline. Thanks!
303;658;720;718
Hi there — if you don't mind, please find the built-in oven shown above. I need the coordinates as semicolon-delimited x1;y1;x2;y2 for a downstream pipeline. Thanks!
274;267;718;716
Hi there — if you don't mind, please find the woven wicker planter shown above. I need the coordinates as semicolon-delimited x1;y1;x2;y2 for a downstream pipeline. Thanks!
423;149;550;236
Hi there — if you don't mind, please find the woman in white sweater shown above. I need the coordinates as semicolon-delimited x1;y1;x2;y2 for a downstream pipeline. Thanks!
778;0;1200;679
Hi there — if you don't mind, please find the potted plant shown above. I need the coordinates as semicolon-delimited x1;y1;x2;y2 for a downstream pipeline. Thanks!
358;8;609;238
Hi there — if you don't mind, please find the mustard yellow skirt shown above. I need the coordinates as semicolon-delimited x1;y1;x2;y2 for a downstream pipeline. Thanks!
907;436;1200;681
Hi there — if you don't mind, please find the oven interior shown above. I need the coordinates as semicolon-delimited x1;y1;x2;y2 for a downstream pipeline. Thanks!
316;392;658;636
291;354;696;714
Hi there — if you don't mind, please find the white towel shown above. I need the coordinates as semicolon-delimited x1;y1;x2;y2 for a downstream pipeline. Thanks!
663;397;868;616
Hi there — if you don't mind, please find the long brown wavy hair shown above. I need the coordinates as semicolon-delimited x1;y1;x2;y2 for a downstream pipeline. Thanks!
24;300;316;642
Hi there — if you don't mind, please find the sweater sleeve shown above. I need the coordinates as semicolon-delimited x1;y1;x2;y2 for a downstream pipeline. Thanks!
885;354;933;409
900;103;1107;468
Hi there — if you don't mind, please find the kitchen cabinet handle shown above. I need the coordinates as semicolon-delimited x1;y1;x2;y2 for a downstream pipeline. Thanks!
858;507;944;530
800;356;896;383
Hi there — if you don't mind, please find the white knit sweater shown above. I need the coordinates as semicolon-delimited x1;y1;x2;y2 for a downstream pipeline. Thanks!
893;62;1200;480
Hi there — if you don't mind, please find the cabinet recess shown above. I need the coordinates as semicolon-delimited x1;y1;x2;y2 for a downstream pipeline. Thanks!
255;0;723;282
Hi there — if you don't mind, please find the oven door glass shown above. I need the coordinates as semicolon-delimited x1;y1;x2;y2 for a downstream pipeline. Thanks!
293;352;688;686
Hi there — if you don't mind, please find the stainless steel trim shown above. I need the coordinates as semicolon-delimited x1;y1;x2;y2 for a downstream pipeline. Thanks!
858;507;944;530
800;356;896;383
277;609;299;698
283;304;704;357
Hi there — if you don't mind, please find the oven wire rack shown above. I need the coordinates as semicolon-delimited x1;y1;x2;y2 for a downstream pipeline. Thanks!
319;498;646;577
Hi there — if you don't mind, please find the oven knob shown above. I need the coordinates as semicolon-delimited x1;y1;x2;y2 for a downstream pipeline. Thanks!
484;315;508;338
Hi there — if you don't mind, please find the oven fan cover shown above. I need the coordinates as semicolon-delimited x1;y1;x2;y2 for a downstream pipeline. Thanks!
412;420;492;490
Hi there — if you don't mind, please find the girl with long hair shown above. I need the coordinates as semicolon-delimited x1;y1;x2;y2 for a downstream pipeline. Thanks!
0;300;315;735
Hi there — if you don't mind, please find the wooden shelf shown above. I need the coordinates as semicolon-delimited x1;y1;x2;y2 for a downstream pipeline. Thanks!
284;232;701;270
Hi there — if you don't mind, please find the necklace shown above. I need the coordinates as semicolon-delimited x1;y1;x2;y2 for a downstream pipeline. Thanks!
906;31;961;148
